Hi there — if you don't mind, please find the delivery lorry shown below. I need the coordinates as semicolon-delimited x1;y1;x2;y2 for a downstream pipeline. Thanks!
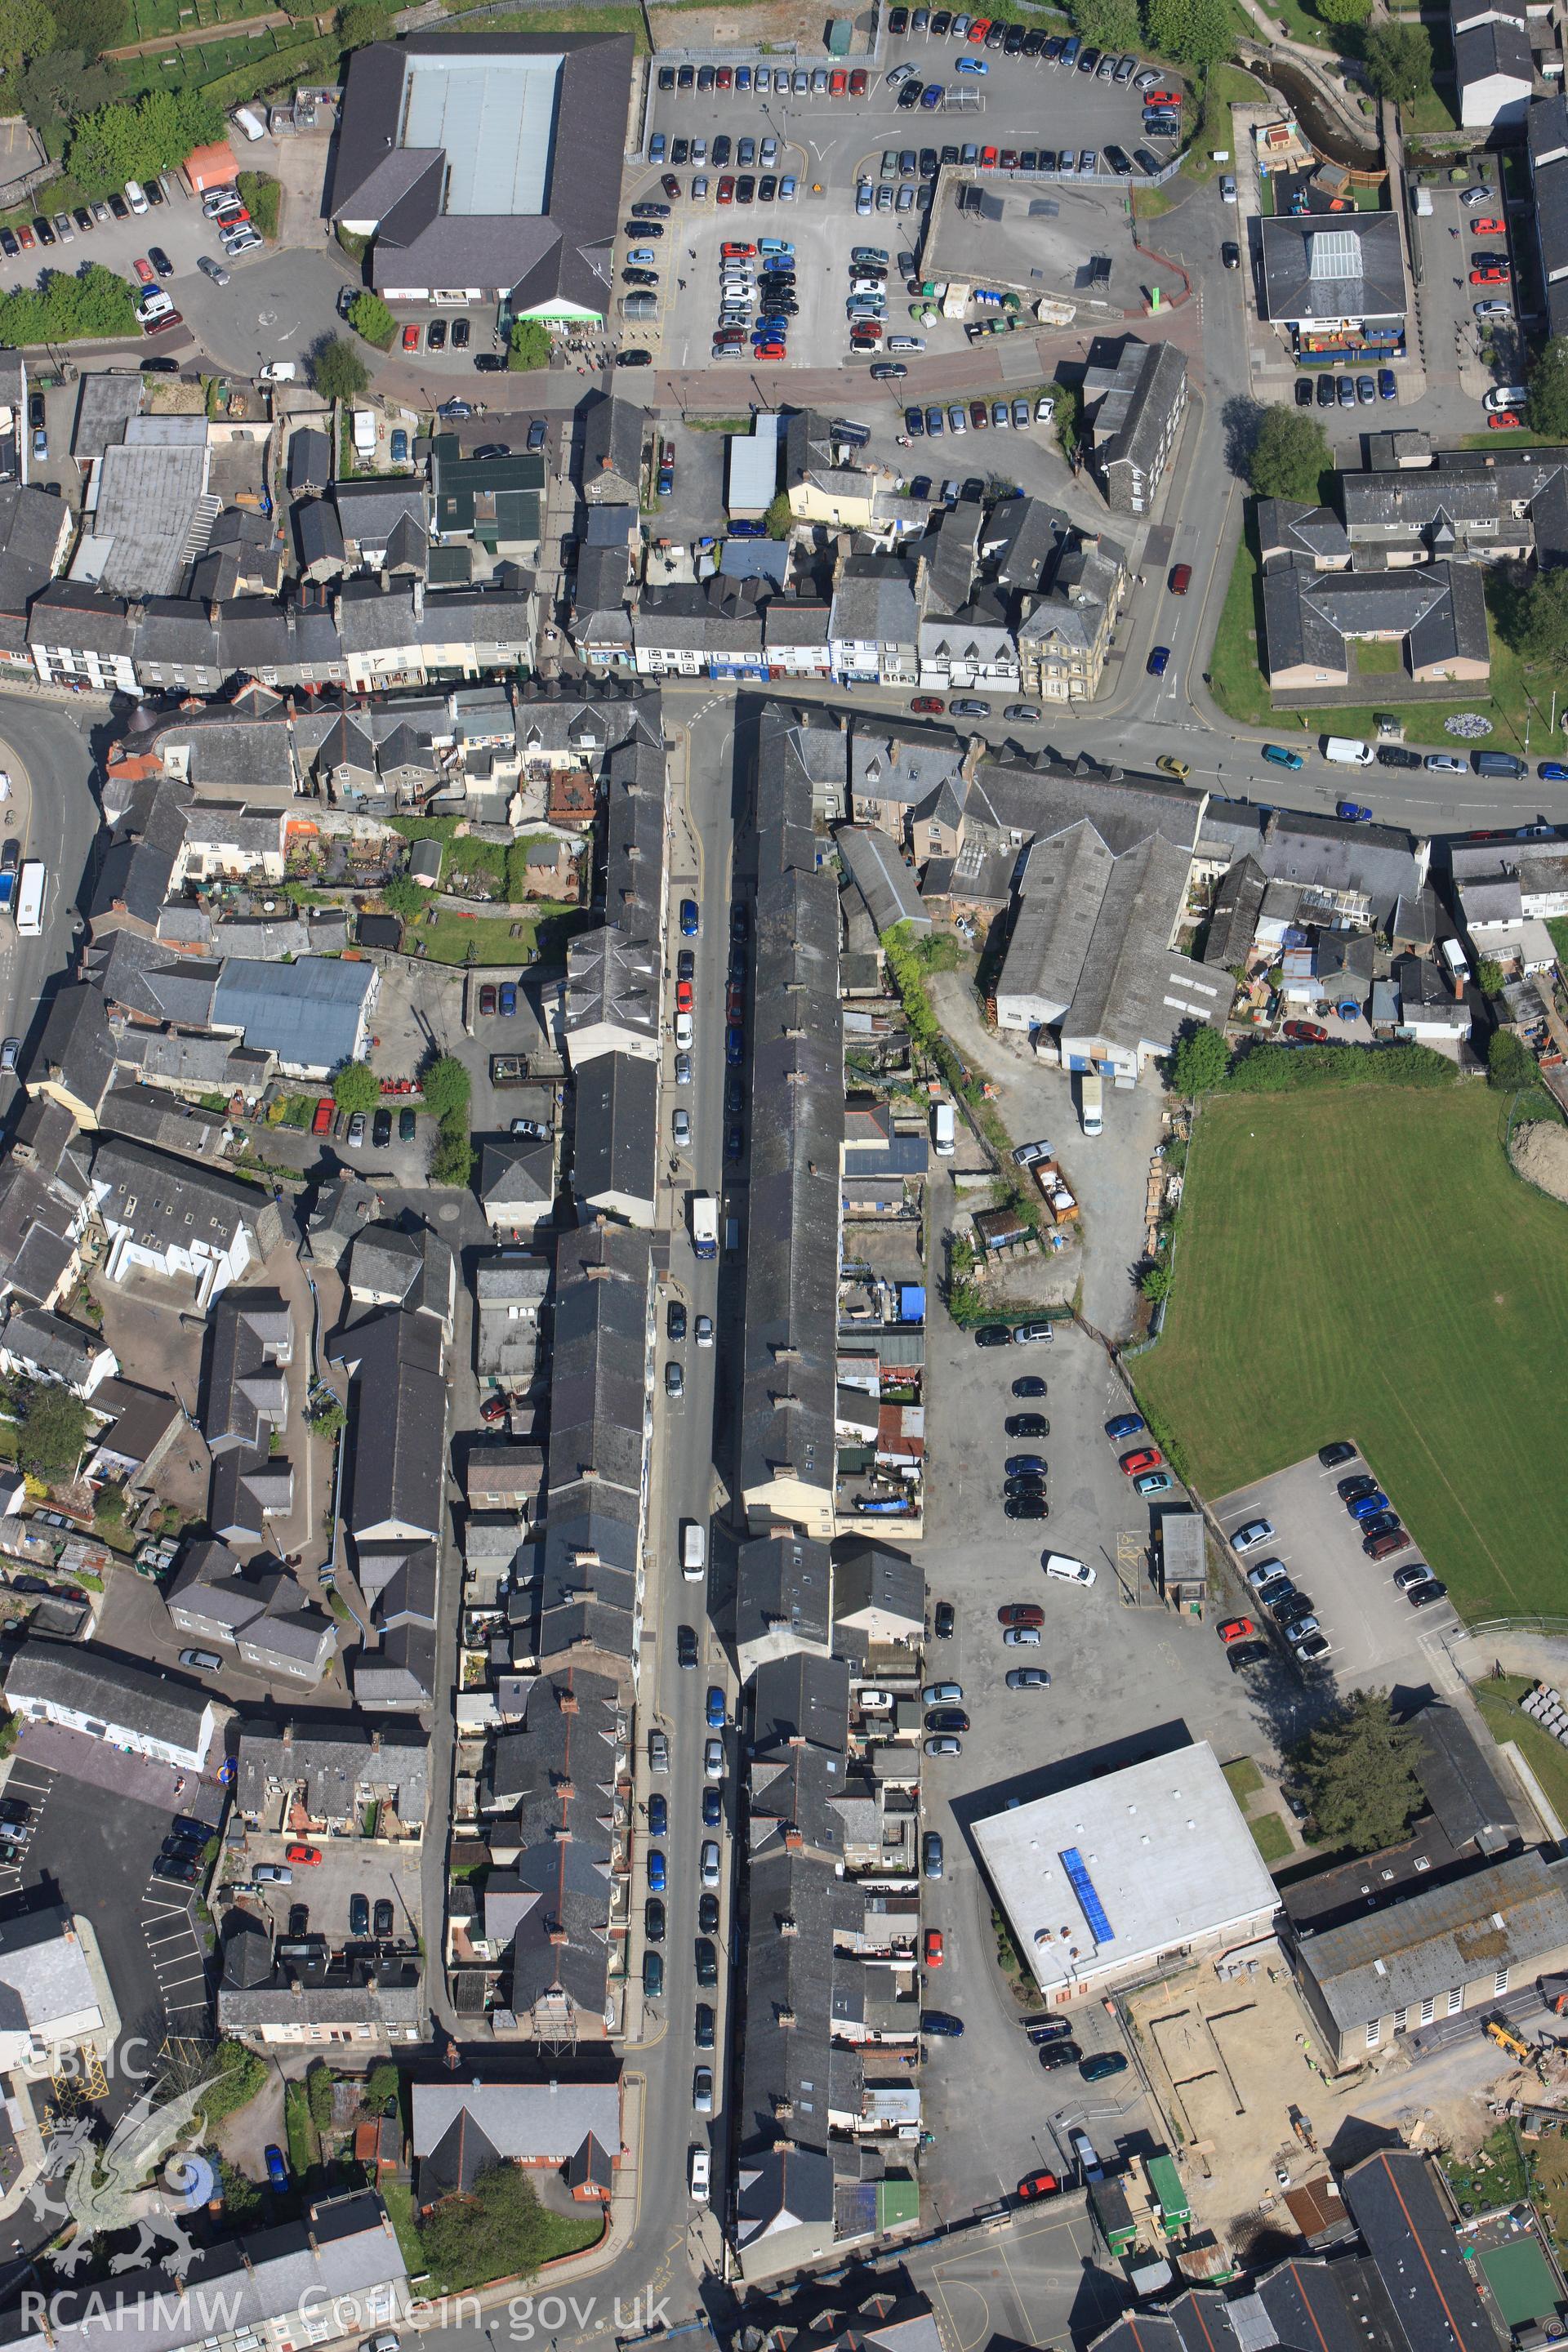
1079;1070;1103;1137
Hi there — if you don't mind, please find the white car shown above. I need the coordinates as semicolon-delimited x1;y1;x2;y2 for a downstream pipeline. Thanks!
672;1107;691;1147
690;2146;710;2203
1043;1552;1094;1585
1220;173;1236;203
704;1735;724;1780
701;1839;720;1886
1231;1518;1275;1553
1035;392;1056;421
1245;1559;1286;1591
675;1011;694;1049
695;1314;713;1347
923;1681;962;1704
1484;385;1530;412
1004;1624;1042;1646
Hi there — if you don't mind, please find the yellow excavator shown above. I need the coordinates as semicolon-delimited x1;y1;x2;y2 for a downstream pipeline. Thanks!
1485;2015;1533;2062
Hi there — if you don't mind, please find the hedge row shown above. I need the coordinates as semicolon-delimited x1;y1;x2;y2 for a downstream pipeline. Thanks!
198;33;341;109
1226;1042;1459;1092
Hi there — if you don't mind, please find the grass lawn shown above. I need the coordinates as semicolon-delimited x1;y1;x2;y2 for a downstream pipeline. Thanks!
1474;1676;1568;1825
1355;639;1401;674
1442;2122;1527;2214
1207;527;1271;728
1250;1812;1293;1864
411;901;586;966
1222;1755;1265;1802
1134;1087;1568;1624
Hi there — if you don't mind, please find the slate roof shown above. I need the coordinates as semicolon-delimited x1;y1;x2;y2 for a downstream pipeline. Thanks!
736;1528;833;1662
234;1717;428;1822
573;1050;658;1210
412;2082;620;2197
211;958;375;1073
740;713;843;1523
1262;559;1489;679
753;1653;852;1758
331;1309;447;1548
539;1219;650;1668
90;1135;277;1257
837;823;930;937
1258;214;1409;323
1342;2148;1495;2352
335;32;634;318
480;1665;623;2018
1294;1849;1568;2030
831;556;920;647
1452;0;1532;103
580;396;644;501
477;1134;556;1215
4;1638;210;1753
1529;94;1568;338
0;484;69;627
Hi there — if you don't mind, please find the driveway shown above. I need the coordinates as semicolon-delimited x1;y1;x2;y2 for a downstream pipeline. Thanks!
925;966;1167;1338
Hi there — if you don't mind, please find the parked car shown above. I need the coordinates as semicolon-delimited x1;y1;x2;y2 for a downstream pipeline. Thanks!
179;1648;222;1672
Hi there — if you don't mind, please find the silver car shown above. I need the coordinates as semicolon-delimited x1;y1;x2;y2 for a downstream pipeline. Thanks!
675;1052;692;1085
672;1107;691;1147
693;2065;714;2114
701;1838;721;1886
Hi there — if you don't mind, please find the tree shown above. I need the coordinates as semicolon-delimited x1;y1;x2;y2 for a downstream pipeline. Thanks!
332;1060;381;1115
311;335;371;402
306;1398;345;1439
0;0;57;78
44;0;122;58
1361;20;1433;102
1247;403;1330;502
18;1385;88;1486
1315;0;1371;24
1141;1264;1171;1303
430;1125;474;1186
416;2164;559;2293
363;2060;401;2115
0;264;138;349
761;490;794;538
237;170;280;240
1169;1025;1230;1095
1526;336;1568;438
421;1054;471;1123
337;0;395;45
1075;0;1142;52
305;2061;334;2131
18;47;112;126
1477;958;1506;998
1143;0;1234;68
1488;1027;1536;1090
1298;1690;1422;1853
348;291;395;350
507;318;552;372
1512;566;1568;670
381;873;424;920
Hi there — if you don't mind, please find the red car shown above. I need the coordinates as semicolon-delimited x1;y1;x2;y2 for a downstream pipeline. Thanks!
830;67;847;92
133;256;155;284
1471;217;1504;234
721;240;755;256
1488;412;1521;430
662;173;681;198
911;695;946;714
1017;2170;1062;2202
970;399;989;427
980;145;999;169
999;1603;1045;1628
1470;265;1509;283
402;323;421;350
1147;87;1182;105
675;979;693;1013
285;1845;323;1866
312;1098;334;1135
1218;1618;1255;1644
1283;1019;1327;1042
480;1395;509;1423
755;340;786;358
1120;1446;1163;1477
849;68;868;93
1365;1529;1410;1560
715;64;731;86
717;176;735;204
969;16;991;36
924;1929;944;1967
479;983;497;1015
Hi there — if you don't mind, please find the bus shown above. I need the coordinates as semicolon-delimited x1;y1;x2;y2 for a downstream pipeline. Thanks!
15;862;45;938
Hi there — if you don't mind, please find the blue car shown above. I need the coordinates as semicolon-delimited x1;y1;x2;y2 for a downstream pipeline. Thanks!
265;2145;288;2193
956;53;988;69
648;1793;668;1837
1106;1412;1143;1439
921;2010;965;2035
1377;368;1396;400
702;1785;722;1828
1336;800;1373;822
925;404;944;435
706;1685;726;1729
498;980;516;1016
1541;762;1568;782
921;81;944;104
648;1848;666;1891
1348;1490;1390;1519
680;898;700;936
726;1023;744;1064
390;428;408;463
1147;644;1170;677
1262;743;1304;769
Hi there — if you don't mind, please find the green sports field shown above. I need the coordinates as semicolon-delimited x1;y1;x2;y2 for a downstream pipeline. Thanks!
1134;1086;1568;1625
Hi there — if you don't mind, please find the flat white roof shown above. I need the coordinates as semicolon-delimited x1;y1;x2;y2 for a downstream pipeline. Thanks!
972;1741;1280;1994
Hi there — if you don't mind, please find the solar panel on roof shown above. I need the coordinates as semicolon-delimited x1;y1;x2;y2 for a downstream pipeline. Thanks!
1061;1846;1114;1943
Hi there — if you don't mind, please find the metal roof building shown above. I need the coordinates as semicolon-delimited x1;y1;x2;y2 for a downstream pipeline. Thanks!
211;956;377;1079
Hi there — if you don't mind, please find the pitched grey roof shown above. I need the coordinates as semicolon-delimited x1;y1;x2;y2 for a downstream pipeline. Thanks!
1258;213;1408;323
27;580;132;657
740;712;843;1524
90;1135;278;1256
736;1528;833;1661
478;1134;555;1214
4;1638;210;1753
330;1309;447;1548
836;822;930;937
580;394;644;500
540;1219;650;1667
1295;1850;1568;2031
211;957;375;1073
573;1050;658;1211
831;556;920;646
234;1717;428;1821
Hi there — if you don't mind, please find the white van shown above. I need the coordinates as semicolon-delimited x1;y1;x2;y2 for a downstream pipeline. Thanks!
1045;1552;1096;1587
232;105;266;141
1079;1069;1103;1137
680;1521;706;1582
1322;736;1374;765
351;408;377;457
124;180;149;214
1440;938;1472;986
258;361;297;384
1413;185;1433;216
932;1101;955;1156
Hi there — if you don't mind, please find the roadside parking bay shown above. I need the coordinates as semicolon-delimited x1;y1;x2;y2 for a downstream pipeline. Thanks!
1214;1453;1458;1692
